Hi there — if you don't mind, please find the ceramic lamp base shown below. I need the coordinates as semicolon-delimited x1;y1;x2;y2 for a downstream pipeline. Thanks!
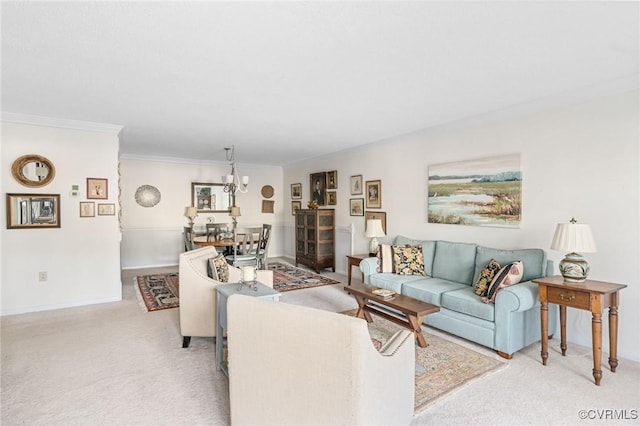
369;237;379;257
559;252;590;282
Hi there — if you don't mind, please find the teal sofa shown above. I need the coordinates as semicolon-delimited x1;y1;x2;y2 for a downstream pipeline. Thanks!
359;236;558;358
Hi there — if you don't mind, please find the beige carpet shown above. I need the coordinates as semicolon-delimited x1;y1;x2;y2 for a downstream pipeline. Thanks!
2;261;639;425
343;309;507;413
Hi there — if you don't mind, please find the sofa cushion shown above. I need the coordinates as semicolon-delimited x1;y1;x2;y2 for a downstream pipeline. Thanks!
369;273;426;294
431;241;477;285
392;245;426;276
473;246;545;283
441;287;495;322
483;261;524;303
474;259;502;296
401;278;468;306
394;236;436;275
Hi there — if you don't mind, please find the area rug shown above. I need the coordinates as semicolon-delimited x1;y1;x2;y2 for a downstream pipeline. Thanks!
343;309;508;414
134;273;179;312
267;262;340;292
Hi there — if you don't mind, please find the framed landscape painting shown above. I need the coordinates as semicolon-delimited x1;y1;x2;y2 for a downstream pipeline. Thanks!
427;153;521;228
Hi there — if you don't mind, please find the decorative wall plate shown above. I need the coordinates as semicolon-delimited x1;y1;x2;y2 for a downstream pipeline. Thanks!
135;185;161;207
261;185;274;199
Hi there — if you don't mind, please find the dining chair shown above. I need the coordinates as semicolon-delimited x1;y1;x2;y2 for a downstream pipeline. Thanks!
183;226;194;251
225;227;261;267
206;223;230;242
255;224;272;269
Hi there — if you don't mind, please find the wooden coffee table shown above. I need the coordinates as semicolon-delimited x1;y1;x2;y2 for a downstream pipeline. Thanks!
345;282;439;348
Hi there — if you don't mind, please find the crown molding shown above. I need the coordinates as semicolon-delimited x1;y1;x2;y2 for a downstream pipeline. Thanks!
1;112;123;135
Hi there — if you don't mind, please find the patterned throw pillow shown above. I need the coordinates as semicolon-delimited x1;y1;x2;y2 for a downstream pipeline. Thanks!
207;254;230;283
392;244;426;276
474;259;502;296
482;261;524;304
377;244;394;273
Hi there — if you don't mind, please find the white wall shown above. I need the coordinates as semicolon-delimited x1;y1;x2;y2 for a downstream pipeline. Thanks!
283;90;640;362
119;157;283;268
1;120;122;314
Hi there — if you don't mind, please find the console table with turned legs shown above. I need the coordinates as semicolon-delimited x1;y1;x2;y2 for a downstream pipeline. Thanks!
533;276;627;386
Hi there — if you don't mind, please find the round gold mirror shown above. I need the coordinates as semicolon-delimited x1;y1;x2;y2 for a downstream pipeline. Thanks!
11;154;56;187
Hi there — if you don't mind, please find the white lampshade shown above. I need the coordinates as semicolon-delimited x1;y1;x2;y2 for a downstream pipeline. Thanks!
550;220;597;253
185;206;197;219
241;175;249;185
365;219;385;238
229;206;242;217
550;218;596;282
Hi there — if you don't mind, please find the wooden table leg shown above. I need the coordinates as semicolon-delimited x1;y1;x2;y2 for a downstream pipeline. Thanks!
353;295;373;322
347;263;353;286
407;314;427;348
560;305;567;356
592;311;603;386
540;300;549;366
608;292;620;373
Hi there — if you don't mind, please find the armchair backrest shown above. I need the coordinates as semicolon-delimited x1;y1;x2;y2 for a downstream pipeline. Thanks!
227;295;415;425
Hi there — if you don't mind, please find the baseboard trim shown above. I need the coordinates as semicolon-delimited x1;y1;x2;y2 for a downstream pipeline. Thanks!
1;295;122;316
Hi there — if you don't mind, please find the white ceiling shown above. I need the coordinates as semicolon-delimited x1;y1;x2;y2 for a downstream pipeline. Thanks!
2;1;638;166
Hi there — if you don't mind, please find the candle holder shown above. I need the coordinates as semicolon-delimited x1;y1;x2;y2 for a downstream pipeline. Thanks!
237;265;257;291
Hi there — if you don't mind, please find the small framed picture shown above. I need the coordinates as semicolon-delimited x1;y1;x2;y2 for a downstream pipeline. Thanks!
365;179;381;209
291;201;302;215
262;200;275;214
291;183;302;199
80;201;95;217
327;191;337;205
327;170;338;189
86;178;108;199
98;203;116;216
350;198;364;216
350;175;363;195
365;211;387;234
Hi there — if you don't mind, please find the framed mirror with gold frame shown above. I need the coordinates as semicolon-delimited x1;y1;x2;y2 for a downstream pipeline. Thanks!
11;154;56;188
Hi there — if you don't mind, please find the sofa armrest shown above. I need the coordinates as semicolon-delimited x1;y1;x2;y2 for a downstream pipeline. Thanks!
359;257;378;284
494;280;539;313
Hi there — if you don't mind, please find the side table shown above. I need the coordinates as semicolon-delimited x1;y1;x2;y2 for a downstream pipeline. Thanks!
532;275;627;386
346;253;371;286
216;282;280;377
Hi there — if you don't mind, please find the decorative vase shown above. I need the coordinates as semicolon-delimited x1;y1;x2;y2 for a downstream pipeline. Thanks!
308;201;319;209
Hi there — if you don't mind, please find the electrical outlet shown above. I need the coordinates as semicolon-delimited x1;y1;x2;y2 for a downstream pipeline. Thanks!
39;271;47;282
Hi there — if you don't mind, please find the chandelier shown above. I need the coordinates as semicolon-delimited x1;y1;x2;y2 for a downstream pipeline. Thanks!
222;145;249;204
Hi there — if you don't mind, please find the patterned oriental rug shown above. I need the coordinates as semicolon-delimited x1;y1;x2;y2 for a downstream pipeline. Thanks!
135;273;179;312
134;263;338;311
343;309;508;414
267;262;340;292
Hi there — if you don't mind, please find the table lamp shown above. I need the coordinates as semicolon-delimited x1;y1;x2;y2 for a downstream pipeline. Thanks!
365;219;386;256
185;206;198;227
550;217;597;282
229;206;241;232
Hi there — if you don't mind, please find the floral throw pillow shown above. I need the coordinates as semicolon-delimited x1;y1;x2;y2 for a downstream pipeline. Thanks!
482;261;524;304
208;254;229;283
474;259;502;296
392;244;426;276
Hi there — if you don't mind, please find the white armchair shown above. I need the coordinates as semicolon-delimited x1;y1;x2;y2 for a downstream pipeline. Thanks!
227;295;415;426
178;246;273;348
